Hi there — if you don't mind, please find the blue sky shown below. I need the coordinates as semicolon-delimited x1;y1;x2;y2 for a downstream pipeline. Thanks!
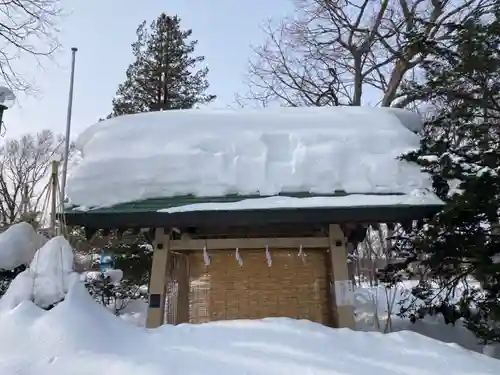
5;0;291;138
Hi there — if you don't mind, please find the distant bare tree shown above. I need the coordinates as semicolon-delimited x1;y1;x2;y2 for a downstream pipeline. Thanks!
239;0;494;108
0;0;62;92
0;129;65;225
353;225;387;285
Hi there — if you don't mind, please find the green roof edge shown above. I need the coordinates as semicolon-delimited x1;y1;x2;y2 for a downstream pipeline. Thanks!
63;191;412;215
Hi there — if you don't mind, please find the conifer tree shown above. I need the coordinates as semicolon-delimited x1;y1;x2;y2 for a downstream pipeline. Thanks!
111;13;215;116
102;13;216;312
391;9;500;344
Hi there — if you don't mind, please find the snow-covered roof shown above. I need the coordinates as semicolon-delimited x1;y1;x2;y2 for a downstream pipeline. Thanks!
159;194;443;214
66;106;440;209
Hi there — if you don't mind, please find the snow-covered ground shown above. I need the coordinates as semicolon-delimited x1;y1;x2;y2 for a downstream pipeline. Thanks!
0;227;499;374
66;106;441;209
353;282;499;356
116;279;500;358
0;280;499;375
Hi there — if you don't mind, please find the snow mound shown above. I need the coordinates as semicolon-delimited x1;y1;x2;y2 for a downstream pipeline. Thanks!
85;269;124;285
0;222;47;270
67;106;436;208
119;298;148;327
0;236;78;310
0;281;499;375
353;282;498;356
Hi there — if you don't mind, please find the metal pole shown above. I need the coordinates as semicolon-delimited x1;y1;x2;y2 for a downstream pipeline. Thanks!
50;160;59;235
60;47;78;205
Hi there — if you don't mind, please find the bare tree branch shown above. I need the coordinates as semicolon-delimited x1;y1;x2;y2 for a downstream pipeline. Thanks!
239;0;495;108
0;0;62;93
0;129;71;226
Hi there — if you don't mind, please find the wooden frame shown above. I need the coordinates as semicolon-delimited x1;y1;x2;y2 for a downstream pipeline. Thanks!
142;224;373;330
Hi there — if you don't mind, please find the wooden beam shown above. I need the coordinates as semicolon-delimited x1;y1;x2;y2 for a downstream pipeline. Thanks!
146;228;170;328
169;237;329;251
329;224;355;329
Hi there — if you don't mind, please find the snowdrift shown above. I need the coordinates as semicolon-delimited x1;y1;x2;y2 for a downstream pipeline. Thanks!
0;236;79;310
0;280;499;375
66;106;438;208
0;230;497;374
118;281;500;357
0;222;47;270
353;282;500;356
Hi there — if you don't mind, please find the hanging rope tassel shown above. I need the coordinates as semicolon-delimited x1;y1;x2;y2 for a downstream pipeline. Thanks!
298;244;306;263
265;245;272;267
203;246;211;266
235;247;243;267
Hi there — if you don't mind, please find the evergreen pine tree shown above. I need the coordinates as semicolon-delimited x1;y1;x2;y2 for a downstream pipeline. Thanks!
392;9;500;344
111;13;215;116
99;13;216;311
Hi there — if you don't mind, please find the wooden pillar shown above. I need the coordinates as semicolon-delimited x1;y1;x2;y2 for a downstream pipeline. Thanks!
329;224;355;329
175;253;190;324
146;228;170;328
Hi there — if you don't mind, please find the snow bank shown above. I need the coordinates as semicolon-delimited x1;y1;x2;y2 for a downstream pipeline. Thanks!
353;282;500;358
0;222;47;270
67;106;438;209
0;281;498;375
114;280;499;357
119;298;148;327
0;236;78;310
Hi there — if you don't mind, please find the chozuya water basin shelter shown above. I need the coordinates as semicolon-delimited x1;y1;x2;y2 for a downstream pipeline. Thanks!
62;106;444;329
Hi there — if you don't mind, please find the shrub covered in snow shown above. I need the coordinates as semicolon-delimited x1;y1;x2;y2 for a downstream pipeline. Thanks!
78;230;151;314
0;222;48;297
0;236;79;311
0;265;26;297
84;269;147;315
0;222;47;271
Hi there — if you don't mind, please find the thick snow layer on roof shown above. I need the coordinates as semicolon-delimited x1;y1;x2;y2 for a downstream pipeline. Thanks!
67;106;438;209
0;236;78;310
0;222;47;270
0;281;498;375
